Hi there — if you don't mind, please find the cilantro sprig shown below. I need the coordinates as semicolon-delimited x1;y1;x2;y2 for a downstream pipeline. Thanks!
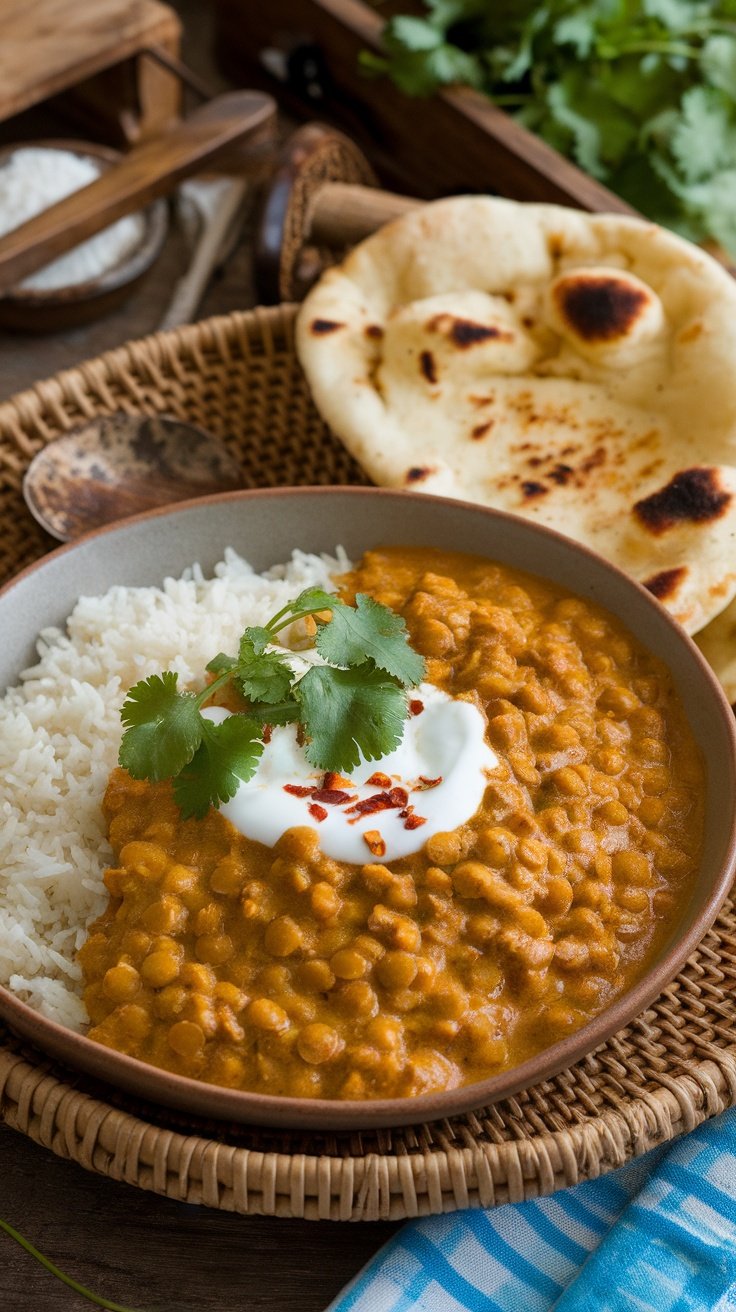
118;588;425;818
364;0;736;257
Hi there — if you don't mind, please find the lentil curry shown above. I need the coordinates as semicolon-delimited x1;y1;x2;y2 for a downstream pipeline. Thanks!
79;548;705;1100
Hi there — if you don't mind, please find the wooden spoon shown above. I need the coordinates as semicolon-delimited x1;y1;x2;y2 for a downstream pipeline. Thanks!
23;413;243;542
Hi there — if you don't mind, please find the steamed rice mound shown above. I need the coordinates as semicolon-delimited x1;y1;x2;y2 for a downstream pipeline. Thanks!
0;549;348;1030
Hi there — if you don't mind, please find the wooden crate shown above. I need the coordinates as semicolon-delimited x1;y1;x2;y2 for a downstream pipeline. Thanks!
214;0;633;213
0;0;182;145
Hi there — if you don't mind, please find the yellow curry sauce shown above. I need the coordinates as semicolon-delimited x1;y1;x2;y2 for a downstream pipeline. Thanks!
78;548;705;1099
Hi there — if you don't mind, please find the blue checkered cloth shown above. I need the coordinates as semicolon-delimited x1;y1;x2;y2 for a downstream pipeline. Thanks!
327;1107;736;1312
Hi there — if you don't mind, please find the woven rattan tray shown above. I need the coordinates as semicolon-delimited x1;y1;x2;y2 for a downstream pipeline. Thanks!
1;303;736;1220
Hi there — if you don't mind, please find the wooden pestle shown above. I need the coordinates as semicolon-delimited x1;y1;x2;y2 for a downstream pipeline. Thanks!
306;183;418;247
0;91;276;295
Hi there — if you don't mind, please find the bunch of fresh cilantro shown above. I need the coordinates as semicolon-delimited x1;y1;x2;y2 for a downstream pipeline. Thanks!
119;587;425;819
363;0;736;254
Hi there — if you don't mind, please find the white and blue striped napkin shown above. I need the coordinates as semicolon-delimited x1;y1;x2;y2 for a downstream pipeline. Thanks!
328;1106;736;1311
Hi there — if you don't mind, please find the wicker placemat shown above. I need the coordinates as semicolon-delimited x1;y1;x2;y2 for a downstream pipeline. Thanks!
1;302;736;1220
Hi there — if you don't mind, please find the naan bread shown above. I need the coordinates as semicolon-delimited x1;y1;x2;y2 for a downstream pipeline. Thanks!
696;600;736;703
297;197;736;634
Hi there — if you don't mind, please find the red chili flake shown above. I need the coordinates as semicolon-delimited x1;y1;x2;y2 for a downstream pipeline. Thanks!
308;803;328;822
409;700;424;716
404;814;427;830
310;788;351;805
417;775;442;790
366;772;392;788
345;788;409;820
284;784;314;798
324;771;356;791
363;829;386;857
398;805;414;819
262;724;273;744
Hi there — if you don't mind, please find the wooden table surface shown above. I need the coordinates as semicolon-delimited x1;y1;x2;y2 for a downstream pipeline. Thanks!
0;5;401;1309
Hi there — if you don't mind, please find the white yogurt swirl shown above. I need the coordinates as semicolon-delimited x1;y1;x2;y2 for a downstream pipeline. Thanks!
204;683;497;863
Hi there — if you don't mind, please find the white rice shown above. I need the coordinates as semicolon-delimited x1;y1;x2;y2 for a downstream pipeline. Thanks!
0;547;349;1030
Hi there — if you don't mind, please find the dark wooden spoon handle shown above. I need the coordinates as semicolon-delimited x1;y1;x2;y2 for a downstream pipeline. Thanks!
0;91;276;295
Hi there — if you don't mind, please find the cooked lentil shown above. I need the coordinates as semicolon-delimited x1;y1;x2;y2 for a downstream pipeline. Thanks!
78;548;705;1099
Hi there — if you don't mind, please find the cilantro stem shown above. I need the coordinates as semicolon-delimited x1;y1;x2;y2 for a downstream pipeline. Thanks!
0;1218;143;1312
264;599;302;631
243;699;301;724
268;608;331;636
597;39;703;59
194;670;234;708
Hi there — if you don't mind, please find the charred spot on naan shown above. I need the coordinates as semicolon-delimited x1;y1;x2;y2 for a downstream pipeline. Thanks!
521;481;549;499
428;313;513;348
310;318;345;335
365;324;384;340
420;351;438;384
552;273;650;342
634;469;732;535
470;421;494;440
644;566;689;601
405;466;434;484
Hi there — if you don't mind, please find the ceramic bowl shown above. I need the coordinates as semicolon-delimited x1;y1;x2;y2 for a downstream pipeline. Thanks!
1;486;734;1130
0;139;168;333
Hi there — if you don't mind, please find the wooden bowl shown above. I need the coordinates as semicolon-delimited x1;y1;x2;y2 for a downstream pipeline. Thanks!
0;140;168;333
1;486;735;1130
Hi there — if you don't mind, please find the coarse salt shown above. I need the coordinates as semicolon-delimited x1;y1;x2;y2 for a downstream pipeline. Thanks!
0;146;146;291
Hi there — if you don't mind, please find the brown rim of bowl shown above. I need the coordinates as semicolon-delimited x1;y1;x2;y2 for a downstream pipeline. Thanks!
0;139;168;305
1;484;735;1131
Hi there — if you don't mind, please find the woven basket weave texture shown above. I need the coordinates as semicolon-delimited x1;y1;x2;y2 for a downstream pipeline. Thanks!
1;303;736;1220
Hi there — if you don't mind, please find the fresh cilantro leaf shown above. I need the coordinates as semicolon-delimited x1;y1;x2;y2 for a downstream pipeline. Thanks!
237;651;295;705
296;665;408;773
553;9;597;58
702;34;736;97
545;70;637;177
426;0;487;24
642;0;698;31
369;0;736;257
240;626;271;656
118;583;425;814
285;586;338;616
384;15;443;53
172;716;263;819
315;593;425;686
206;652;238;675
669;84;736;181
119;673;203;781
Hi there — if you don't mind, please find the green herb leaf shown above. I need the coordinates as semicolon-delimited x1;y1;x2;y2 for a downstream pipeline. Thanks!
669;83;736;181
173;716;263;819
283;586;338;616
297;664;408;772
206;652;238;675
315;593;425;686
240;625;271;655
385;14;443;53
369;0;736;257
702;33;736;96
237;650;295;705
119;673;202;781
119;584;424;815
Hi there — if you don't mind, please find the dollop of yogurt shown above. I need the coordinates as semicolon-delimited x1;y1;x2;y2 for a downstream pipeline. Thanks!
203;684;497;863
